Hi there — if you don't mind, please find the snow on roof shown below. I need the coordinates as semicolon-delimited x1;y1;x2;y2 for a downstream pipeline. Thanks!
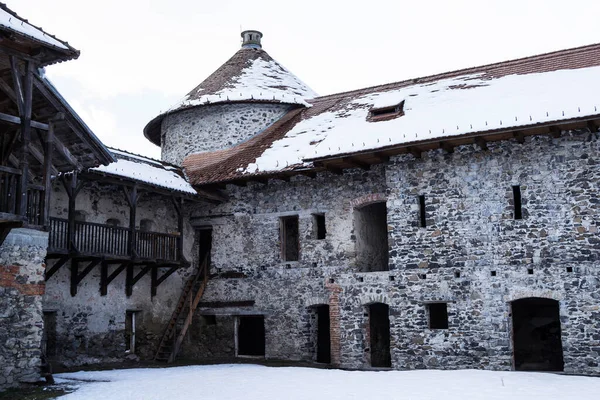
175;53;318;109
91;149;196;194
0;5;69;50
144;47;317;146
244;64;600;174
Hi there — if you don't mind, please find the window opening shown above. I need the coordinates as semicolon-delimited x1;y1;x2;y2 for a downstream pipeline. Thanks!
280;216;299;261
513;185;523;220
198;227;213;266
428;303;449;329
202;315;217;325
354;202;389;272
419;195;427;228
313;213;326;240
368;101;405;121
316;305;331;363
42;311;57;357
106;218;121;227
125;310;139;353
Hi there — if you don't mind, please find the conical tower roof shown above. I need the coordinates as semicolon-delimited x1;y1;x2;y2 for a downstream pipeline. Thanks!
144;30;317;146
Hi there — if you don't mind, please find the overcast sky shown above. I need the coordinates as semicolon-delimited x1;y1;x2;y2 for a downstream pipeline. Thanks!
17;0;600;160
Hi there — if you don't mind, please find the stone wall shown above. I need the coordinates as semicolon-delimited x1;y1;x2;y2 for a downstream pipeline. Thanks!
0;228;48;390
43;181;199;368
183;129;600;374
161;103;292;165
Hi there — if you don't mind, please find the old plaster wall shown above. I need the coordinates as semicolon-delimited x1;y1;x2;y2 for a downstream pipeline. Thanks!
161;103;292;165
44;181;197;367
0;229;47;390
184;129;600;374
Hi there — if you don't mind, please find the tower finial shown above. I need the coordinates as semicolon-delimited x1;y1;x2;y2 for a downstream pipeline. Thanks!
241;30;262;49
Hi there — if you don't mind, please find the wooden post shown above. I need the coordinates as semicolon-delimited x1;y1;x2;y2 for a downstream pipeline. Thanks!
100;261;108;296
65;172;79;253
70;259;79;297
16;61;33;218
172;197;184;261
151;265;158;297
126;262;134;297
124;185;138;259
41;120;55;227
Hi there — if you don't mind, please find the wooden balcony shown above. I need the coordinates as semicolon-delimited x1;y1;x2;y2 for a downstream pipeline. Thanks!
48;217;180;262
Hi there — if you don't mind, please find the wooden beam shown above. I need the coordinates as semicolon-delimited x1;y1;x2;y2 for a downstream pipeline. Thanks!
342;157;370;170
316;162;343;175
406;146;422;159
372;152;390;163
513;131;525;144
52;135;80;168
41;121;54;226
100;261;129;296
172;197;184;262
44;255;70;281
474;136;488;151
0;165;21;175
0;76;18;106
16;61;33;218
439;141;454;154
297;170;317;179
9;56;24;114
75;259;101;285
123;185;138;259
70;259;78;297
152;265;179;297
587;120;598;133
549;126;561;139
131;265;152;286
0;112;49;130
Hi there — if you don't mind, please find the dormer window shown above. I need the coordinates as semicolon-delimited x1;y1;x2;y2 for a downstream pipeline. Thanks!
367;100;405;122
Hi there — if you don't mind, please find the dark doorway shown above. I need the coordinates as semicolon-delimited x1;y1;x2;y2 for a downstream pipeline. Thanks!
42;312;57;357
198;227;212;266
237;315;265;356
369;303;391;368
280;216;299;261
512;298;564;371
354;202;389;272
316;305;331;363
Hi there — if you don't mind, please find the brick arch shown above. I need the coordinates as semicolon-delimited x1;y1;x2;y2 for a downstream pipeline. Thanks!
305;296;329;308
351;193;387;210
360;294;390;306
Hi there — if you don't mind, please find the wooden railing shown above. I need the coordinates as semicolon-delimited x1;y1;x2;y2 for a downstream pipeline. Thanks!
48;217;180;261
1;169;45;226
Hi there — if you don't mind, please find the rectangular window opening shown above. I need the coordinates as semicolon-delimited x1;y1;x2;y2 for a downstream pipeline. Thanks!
427;303;449;329
203;315;217;325
512;185;522;220
313;213;326;240
368;100;405;121
280;215;299;261
419;195;427;228
125;310;139;353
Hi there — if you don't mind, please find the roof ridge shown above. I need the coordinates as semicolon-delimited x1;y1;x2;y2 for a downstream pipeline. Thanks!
107;147;181;169
311;42;600;102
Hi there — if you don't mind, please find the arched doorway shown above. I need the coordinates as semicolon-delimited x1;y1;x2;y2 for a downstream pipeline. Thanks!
511;298;564;371
368;303;391;368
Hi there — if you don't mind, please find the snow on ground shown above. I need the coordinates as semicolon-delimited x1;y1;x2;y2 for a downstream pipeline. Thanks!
54;364;600;400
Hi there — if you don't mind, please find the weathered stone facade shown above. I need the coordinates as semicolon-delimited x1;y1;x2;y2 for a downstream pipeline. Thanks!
161;103;292;165
179;128;600;374
0;229;48;390
43;181;197;368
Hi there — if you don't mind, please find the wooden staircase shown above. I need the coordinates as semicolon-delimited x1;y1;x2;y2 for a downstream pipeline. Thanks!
154;257;209;363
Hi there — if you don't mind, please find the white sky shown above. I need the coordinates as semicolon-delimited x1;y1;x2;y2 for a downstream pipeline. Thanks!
16;0;600;160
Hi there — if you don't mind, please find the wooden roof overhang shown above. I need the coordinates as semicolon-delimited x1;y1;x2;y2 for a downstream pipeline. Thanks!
204;114;600;187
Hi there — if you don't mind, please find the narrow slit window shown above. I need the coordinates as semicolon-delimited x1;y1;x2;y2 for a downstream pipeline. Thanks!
313;214;326;240
427;303;448;329
419;195;427;228
280;216;299;261
512;185;522;220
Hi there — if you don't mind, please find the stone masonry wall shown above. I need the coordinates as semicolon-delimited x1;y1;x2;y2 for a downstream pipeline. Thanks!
161;103;292;165
44;181;197;368
185;129;600;375
0;228;48;390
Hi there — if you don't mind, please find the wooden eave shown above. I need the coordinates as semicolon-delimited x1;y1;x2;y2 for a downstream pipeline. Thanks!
199;114;600;187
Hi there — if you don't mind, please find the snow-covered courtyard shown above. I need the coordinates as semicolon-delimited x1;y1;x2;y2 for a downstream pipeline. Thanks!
53;364;600;400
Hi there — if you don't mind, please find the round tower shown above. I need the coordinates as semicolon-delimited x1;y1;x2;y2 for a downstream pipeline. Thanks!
144;31;317;166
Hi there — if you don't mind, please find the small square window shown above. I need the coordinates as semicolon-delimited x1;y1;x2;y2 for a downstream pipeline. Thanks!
427;303;448;329
312;214;326;240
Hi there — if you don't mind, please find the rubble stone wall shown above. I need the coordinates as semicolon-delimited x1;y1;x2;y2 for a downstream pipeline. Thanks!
161;103;292;165
185;129;600;375
0;229;48;390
